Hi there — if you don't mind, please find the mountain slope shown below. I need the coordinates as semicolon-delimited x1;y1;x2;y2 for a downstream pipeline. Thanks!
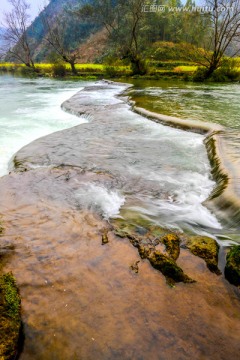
29;0;100;62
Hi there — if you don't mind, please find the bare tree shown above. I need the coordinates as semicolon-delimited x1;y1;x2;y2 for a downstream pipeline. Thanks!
40;8;81;74
193;0;240;78
0;0;35;68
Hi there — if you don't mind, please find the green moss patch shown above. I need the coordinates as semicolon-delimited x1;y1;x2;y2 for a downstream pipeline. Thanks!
186;236;221;275
148;250;194;286
160;233;180;261
0;272;21;360
225;245;240;286
0;221;4;236
112;217;194;285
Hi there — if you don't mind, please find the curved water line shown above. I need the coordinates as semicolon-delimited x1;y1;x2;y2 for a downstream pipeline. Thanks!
10;79;238;230
130;95;240;225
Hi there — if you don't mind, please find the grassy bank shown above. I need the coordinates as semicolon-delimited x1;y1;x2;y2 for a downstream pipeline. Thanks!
0;61;203;80
0;58;240;82
0;62;131;79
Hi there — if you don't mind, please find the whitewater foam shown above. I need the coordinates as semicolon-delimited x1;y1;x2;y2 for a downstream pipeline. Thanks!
0;77;91;176
75;183;125;219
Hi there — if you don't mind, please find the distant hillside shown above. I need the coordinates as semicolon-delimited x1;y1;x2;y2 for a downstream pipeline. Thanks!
28;0;100;62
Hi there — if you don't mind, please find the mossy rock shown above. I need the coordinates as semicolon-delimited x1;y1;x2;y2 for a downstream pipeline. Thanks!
138;244;152;259
138;244;194;286
0;272;21;360
225;245;240;286
148;250;194;286
0;221;4;236
102;230;109;245
186;236;221;275
112;218;194;285
160;233;180;261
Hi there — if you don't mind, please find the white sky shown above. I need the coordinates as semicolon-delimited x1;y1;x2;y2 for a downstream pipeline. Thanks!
0;0;49;24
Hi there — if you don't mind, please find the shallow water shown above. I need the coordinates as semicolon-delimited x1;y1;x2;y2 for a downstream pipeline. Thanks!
0;77;240;359
1;167;240;360
11;81;221;234
0;75;91;176
128;79;240;129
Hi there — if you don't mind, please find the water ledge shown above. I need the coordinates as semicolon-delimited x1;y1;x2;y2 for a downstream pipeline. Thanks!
130;94;240;225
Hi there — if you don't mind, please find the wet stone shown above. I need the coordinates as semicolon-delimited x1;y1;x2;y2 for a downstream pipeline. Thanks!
130;261;140;274
186;236;221;275
148;250;195;286
112;219;194;285
225;245;240;286
0;272;21;360
102;231;109;245
160;233;180;261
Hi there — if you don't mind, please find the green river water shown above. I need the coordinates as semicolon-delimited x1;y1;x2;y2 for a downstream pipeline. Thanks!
128;79;240;129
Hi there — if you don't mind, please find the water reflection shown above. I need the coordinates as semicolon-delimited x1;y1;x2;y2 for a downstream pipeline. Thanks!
128;79;240;129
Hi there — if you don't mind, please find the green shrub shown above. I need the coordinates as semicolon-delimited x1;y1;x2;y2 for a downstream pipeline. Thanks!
104;65;118;78
51;62;66;77
151;41;199;62
212;58;240;81
192;67;208;82
131;58;148;75
19;66;40;77
210;70;228;82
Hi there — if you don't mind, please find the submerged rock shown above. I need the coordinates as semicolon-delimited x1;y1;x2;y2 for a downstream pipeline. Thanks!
0;272;21;360
112;217;194;285
225;245;240;286
0;221;4;235
148;250;194;286
186;236;221;275
160;233;180;261
130;261;140;274
102;230;109;245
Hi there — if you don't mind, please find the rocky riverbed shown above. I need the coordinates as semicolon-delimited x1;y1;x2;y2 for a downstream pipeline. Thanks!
0;81;240;359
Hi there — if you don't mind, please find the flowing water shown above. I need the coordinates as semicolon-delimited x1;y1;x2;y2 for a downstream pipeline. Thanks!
7;80;222;234
0;76;240;359
0;75;91;176
128;79;240;234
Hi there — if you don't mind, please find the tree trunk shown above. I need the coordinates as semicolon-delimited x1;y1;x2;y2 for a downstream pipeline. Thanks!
70;61;77;75
130;56;147;75
204;65;216;79
204;54;219;79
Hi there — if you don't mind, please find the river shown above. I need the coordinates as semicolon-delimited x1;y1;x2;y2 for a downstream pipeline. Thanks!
0;75;222;233
0;75;240;359
0;75;90;176
128;79;240;129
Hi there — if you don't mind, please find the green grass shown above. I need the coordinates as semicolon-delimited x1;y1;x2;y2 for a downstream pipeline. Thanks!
0;62;131;78
1;61;239;79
